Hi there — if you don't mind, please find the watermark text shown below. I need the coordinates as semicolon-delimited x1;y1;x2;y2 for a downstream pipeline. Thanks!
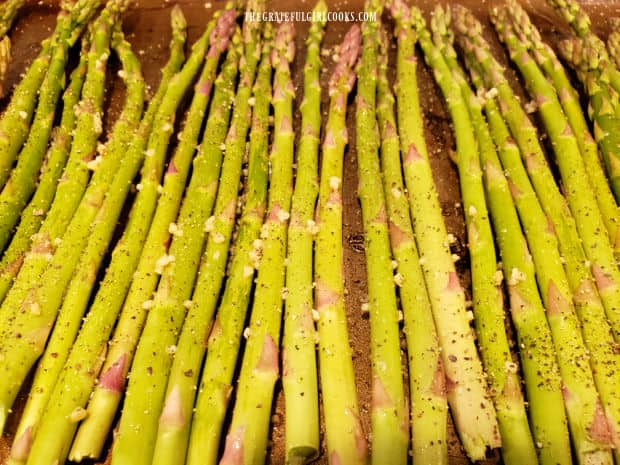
245;10;377;23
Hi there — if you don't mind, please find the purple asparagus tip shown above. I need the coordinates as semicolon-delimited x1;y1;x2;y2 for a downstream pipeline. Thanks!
329;24;362;94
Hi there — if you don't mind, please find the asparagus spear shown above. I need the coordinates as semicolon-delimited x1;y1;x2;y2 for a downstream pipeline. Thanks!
0;12;115;317
501;0;620;256
153;24;243;464
377;23;449;465
4;26;145;465
22;17;235;465
467;63;573;465
546;0;620;95
0;35;10;96
153;28;266;465
281;3;326;464
493;10;620;269
458;6;615;464
608;18;620;70
354;6;407;465
0;0;24;38
18;8;186;464
389;1;500;459
0;36;88;304
217;22;294;465
68;8;237;461
109;13;242;465
0;0;22;92
0;0;120;326
181;15;269;465
0;0;106;250
424;7;538;465
0;2;121;433
0;0;99;188
309;24;367;465
459;6;620;344
431;8;540;464
477;7;620;461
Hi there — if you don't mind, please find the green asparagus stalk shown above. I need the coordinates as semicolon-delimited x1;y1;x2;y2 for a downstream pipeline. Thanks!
494;12;620;269
4;26;145;465
0;34;51;188
0;2;121;433
0;0;120;324
18;9;186;464
0;14;114;319
0;0;99;188
134;26;241;465
181;15;269;465
501;0;620;255
0;0;17;95
459;6;620;344
183;38;270;465
608;18;620;70
217;22;294;465
547;0;590;37
0;1;124;330
153;30;266;465
479;7;620;461
26;8;183;463
546;0;620;95
355;6;407;465
282;2;325;464
0;36;10;96
0;0;24;38
423;7;538;465
459;6;615;464
22;16;235;465
389;1;500;459
0;0;20;93
377;24;448;465
431;9;539;464
0;0;105;250
557;37;620;205
108;13;242;465
68;8;237;462
310;24;366;465
0;36;88;305
466;62;573;465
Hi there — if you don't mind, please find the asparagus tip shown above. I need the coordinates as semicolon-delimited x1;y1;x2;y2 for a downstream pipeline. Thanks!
209;8;237;54
170;4;187;32
313;0;328;16
328;23;361;94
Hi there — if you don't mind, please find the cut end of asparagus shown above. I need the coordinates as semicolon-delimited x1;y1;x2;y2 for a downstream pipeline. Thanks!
287;447;319;465
9;425;32;462
220;425;246;465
